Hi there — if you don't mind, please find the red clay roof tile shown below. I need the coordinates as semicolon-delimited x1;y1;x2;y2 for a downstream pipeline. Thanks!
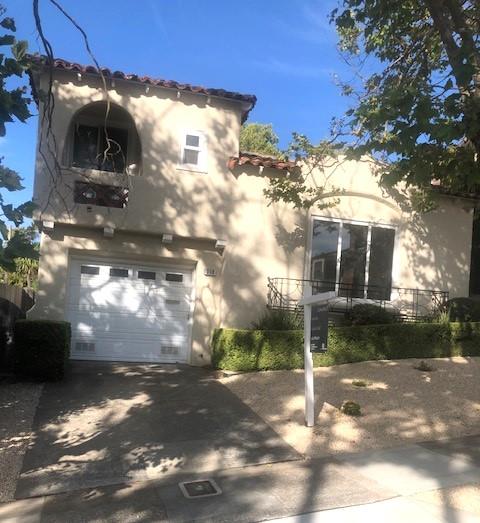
228;152;296;172
28;55;257;122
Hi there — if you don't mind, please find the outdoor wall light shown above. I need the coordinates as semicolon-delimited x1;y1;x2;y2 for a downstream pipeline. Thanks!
82;188;96;200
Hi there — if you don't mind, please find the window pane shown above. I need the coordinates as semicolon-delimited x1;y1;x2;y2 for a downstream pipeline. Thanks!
183;149;199;165
73;125;99;169
367;227;395;300
138;270;155;280
81;265;99;275
311;220;339;293
99;127;128;173
339;224;368;298
110;268;129;278
185;134;200;147
165;273;183;282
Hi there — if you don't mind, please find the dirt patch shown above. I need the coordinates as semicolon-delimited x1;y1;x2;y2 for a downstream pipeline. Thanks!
0;380;42;501
220;357;480;458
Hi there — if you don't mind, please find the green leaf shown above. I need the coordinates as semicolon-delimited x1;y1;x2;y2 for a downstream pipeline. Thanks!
0;165;24;191
0;35;15;46
16;200;36;218
0;17;16;32
11;40;27;62
0;220;8;241
2;203;24;226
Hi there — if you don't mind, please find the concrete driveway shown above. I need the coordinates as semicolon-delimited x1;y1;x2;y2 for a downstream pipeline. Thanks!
16;362;300;498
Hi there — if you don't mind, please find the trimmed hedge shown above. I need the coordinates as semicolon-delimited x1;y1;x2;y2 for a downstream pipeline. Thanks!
14;320;71;381
211;322;480;371
444;298;480;322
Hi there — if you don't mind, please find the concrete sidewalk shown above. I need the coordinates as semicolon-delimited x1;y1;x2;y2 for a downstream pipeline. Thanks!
1;434;480;522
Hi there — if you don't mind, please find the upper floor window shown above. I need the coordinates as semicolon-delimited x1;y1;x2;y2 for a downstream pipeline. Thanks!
64;102;142;175
73;124;128;173
311;217;395;301
179;131;207;172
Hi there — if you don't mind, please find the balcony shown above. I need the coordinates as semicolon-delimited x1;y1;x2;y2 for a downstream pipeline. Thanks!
267;277;449;322
74;181;129;209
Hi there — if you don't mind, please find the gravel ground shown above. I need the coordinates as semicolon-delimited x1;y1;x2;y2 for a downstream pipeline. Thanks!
0;379;42;502
220;357;480;458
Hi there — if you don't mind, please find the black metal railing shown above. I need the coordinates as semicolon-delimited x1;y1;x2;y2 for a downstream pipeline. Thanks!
267;277;449;322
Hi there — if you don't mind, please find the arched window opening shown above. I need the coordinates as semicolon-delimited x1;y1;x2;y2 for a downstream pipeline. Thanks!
65;102;142;175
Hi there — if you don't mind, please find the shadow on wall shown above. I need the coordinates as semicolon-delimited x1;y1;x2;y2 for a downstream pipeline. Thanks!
37;84;301;338
381;183;473;297
402;199;472;297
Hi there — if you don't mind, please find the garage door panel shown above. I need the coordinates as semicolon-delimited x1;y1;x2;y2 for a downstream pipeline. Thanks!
72;337;187;363
68;283;191;309
67;258;193;363
71;314;190;337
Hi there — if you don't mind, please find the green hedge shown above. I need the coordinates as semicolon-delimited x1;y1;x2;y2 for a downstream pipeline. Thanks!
211;322;480;371
14;320;72;381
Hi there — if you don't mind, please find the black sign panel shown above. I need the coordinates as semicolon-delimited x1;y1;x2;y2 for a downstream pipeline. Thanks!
311;305;328;353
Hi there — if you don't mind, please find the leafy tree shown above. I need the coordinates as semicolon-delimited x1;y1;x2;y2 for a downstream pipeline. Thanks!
240;123;282;157
329;1;480;203
0;226;39;286
0;4;36;269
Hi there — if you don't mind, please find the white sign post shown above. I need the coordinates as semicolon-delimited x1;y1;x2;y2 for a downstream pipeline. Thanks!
298;289;335;427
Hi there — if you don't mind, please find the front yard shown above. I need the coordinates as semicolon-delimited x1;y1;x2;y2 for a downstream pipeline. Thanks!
220;356;480;457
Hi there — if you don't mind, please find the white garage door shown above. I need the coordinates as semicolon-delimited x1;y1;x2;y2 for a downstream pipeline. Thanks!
66;257;194;363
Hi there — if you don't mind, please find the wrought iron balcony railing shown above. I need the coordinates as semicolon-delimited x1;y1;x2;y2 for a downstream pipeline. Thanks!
267;277;449;322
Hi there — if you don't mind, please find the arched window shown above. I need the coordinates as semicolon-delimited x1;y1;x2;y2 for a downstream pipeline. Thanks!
64;102;142;175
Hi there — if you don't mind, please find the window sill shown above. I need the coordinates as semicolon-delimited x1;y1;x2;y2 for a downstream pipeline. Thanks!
176;165;207;174
62;166;137;176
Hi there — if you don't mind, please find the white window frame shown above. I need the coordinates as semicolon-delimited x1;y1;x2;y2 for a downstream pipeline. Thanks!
306;215;397;300
177;130;207;173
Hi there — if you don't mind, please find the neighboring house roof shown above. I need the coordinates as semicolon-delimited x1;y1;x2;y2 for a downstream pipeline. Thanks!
27;55;257;122
228;152;296;172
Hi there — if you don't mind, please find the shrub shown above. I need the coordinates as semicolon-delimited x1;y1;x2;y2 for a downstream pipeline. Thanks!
352;379;371;387
211;322;480;371
251;308;303;331
211;329;304;371
14;320;71;381
414;360;434;372
341;400;362;416
345;304;397;326
443;297;480;322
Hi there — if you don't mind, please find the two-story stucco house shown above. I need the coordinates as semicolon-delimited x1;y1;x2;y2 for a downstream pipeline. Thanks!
28;56;477;366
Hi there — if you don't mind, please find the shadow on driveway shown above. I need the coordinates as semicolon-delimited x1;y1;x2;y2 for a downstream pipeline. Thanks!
16;362;300;498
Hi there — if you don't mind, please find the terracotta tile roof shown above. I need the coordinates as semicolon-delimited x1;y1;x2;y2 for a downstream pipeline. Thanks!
28;55;257;122
228;152;296;172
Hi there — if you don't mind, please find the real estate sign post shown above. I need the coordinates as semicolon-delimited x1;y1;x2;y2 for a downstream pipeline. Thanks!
299;290;335;427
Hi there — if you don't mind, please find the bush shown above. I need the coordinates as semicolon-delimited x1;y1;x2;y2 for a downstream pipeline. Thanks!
443;297;480;322
251;309;303;331
341;400;361;416
345;303;397;326
14;320;71;381
211;322;480;371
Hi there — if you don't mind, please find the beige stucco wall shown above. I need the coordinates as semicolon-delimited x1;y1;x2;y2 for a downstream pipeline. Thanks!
30;70;475;364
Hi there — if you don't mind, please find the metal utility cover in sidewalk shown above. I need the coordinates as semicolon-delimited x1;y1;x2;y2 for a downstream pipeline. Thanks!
179;479;222;499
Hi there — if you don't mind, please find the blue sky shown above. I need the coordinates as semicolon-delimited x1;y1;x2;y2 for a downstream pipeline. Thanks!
4;0;352;207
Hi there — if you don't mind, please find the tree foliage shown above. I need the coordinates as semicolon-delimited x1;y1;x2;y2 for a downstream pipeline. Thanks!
0;4;35;268
240;123;282;157
330;0;480;198
263;132;344;209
